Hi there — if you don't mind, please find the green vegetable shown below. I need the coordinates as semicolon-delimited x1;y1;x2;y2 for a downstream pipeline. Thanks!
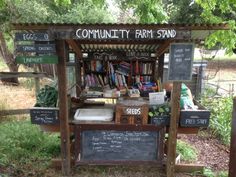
35;85;58;107
148;103;171;118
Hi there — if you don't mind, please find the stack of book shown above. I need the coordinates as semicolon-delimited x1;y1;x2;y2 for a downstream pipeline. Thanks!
115;61;130;76
108;61;129;89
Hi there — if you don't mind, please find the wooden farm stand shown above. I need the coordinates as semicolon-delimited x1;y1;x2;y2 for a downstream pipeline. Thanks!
12;23;228;176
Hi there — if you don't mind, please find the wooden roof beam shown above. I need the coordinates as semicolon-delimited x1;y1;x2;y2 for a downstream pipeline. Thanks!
156;40;173;58
66;40;83;58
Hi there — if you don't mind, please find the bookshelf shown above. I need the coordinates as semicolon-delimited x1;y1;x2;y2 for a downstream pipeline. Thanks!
82;52;157;96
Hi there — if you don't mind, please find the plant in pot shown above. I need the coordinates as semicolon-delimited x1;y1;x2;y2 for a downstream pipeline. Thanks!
148;103;171;126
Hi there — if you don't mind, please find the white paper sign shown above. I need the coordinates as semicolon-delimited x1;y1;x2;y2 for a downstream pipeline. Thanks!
149;92;165;105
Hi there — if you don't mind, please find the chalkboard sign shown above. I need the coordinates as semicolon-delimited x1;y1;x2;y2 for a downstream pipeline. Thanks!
30;107;59;125
81;130;159;161
16;55;58;64
151;116;170;126
16;44;56;53
180;109;210;127
168;43;194;81
15;33;53;41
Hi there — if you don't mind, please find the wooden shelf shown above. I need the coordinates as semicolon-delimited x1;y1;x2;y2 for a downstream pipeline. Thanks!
40;123;199;134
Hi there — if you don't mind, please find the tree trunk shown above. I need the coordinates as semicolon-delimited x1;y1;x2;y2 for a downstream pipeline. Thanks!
0;32;19;85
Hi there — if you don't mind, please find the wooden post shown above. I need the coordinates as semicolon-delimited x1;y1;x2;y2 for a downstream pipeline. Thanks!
167;82;181;177
35;77;40;95
229;97;236;177
75;53;82;96
157;53;164;82
34;67;40;96
56;40;71;175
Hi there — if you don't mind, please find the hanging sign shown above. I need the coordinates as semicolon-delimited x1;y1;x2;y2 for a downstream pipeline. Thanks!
16;44;56;53
74;28;190;40
87;51;153;60
16;55;58;64
15;32;53;41
168;43;194;81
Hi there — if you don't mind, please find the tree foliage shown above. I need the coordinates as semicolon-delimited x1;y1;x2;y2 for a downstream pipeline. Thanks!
117;0;236;54
118;0;168;23
196;0;236;54
0;0;113;83
165;0;204;23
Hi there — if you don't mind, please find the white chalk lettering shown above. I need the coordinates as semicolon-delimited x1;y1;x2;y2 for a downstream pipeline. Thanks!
76;28;177;39
156;29;176;39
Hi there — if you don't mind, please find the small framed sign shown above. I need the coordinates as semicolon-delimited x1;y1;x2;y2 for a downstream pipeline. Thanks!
168;43;194;81
149;92;165;105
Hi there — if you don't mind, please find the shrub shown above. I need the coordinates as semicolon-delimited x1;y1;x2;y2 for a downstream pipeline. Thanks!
0;120;60;173
176;140;198;162
201;96;233;145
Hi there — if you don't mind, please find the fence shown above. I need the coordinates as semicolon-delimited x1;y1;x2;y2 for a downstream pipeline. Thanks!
0;72;47;116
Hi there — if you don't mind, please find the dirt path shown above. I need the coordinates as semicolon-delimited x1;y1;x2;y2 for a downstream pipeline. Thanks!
180;132;229;171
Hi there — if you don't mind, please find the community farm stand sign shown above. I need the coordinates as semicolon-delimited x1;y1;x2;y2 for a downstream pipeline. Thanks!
75;28;178;39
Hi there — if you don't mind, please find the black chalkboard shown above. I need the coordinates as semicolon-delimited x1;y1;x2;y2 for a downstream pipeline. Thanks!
151;116;170;126
16;44;56;53
15;33;53;41
81;130;158;161
180;110;210;127
30;107;59;125
168;43;194;81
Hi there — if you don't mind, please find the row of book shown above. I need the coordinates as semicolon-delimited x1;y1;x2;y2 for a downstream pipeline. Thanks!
84;61;153;88
132;61;153;75
85;60;104;72
131;75;152;85
84;60;152;75
85;74;108;87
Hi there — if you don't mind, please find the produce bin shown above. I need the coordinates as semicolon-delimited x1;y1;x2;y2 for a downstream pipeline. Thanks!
180;101;210;127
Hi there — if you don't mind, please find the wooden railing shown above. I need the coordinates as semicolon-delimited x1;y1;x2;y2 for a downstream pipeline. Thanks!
0;72;47;116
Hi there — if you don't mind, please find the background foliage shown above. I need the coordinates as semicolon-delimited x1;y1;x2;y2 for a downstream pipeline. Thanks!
0;121;60;175
201;93;233;145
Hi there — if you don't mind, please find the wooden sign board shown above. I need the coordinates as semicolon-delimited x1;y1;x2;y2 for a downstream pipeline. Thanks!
74;28;191;40
30;107;59;125
80;130;159;161
16;44;56;53
87;51;152;61
180;110;210;127
124;107;142;115
16;55;58;64
15;33;53;41
151;116;170;126
168;43;194;81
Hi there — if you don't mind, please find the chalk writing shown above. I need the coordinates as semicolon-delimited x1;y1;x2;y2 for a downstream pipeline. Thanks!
75;28;178;40
81;130;159;161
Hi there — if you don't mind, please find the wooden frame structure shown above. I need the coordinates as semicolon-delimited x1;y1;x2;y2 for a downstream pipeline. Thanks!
12;23;229;176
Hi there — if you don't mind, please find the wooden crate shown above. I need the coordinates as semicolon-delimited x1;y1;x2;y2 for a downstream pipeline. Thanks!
115;100;148;125
180;100;210;127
